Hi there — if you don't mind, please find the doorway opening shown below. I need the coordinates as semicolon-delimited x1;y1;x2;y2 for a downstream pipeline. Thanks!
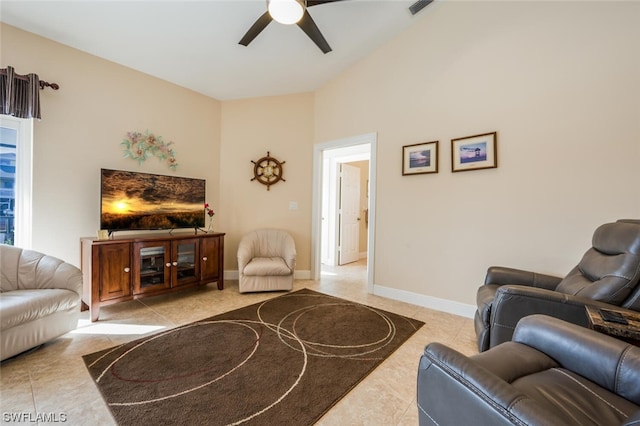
311;133;376;293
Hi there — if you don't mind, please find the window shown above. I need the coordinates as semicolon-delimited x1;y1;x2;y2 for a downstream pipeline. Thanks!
0;126;16;244
0;116;32;247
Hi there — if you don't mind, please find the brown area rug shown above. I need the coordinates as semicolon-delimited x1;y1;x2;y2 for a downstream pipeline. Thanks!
83;288;424;425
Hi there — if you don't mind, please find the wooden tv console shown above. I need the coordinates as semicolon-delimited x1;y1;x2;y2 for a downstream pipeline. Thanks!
80;231;225;322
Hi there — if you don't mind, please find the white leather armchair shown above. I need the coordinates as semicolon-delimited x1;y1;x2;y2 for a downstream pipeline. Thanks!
237;229;296;293
1;244;82;360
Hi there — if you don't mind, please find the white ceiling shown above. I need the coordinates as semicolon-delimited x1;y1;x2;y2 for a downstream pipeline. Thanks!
0;0;430;100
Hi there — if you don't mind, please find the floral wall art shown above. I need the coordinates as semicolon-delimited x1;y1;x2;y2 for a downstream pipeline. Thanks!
121;130;178;170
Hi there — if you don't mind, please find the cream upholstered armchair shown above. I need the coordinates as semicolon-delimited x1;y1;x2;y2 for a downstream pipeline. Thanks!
237;229;296;293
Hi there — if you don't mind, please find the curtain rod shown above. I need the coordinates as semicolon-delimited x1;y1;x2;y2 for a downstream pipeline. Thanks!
0;69;59;90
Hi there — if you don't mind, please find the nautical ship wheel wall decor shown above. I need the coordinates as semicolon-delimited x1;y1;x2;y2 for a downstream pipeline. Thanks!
251;151;285;191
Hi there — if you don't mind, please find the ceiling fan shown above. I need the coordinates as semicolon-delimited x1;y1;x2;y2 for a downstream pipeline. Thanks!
409;0;433;15
239;0;344;54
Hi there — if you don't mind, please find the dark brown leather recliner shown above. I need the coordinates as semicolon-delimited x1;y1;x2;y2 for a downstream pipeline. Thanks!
418;315;640;426
475;220;640;352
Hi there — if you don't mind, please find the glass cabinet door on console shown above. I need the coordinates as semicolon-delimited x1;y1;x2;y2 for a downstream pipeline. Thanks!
172;238;200;287
133;241;171;294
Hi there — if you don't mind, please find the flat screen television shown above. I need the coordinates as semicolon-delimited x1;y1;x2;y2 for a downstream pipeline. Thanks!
100;168;205;232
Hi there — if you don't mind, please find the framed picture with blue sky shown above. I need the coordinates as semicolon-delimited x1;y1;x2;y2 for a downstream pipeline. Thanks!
451;131;497;172
402;140;438;175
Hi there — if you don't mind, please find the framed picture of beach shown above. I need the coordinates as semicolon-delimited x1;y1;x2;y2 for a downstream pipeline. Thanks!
451;131;497;173
402;141;438;175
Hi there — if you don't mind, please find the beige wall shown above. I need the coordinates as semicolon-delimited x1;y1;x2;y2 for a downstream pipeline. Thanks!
315;1;640;307
1;23;314;275
1;23;222;266
2;0;640;314
220;94;314;272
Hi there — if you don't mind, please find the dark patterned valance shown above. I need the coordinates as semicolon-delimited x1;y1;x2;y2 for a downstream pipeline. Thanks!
0;66;41;119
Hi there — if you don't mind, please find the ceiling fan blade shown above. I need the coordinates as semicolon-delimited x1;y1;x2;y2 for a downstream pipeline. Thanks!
239;11;273;46
409;0;433;15
297;10;332;54
307;0;344;7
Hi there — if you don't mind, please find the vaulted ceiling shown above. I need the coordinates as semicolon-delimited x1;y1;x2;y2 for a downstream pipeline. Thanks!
1;0;432;100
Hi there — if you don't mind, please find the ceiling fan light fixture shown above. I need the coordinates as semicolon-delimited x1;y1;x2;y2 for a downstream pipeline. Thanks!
267;0;305;25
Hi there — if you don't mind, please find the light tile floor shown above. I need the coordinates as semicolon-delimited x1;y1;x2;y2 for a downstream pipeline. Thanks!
0;260;478;425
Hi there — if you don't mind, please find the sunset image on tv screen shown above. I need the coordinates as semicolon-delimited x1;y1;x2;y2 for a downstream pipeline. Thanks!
100;169;205;231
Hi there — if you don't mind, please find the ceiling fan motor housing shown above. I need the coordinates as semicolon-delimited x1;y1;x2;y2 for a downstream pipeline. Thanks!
267;0;305;25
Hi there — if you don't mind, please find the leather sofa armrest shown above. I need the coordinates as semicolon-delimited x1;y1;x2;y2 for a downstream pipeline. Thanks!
1;245;81;297
513;315;640;405
484;266;562;290
476;284;500;326
50;262;83;297
623;410;640;426
27;252;82;297
617;219;640;226
486;285;607;348
418;342;560;426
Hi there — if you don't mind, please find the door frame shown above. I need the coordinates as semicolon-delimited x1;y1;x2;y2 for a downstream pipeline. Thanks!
311;132;377;293
322;148;368;267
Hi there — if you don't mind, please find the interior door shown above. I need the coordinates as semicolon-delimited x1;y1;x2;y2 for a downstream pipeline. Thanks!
338;163;360;265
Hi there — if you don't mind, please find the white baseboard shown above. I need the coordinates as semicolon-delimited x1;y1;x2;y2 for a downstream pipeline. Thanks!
295;270;311;280
223;270;474;318
373;284;476;319
224;270;311;280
